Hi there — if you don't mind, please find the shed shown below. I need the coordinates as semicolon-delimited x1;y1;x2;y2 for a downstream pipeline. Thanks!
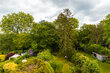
92;52;108;61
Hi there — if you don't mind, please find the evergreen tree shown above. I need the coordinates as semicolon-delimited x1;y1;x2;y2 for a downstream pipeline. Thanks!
55;9;79;59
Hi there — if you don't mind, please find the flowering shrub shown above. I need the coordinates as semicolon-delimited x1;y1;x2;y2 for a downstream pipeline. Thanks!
3;62;17;71
0;55;6;62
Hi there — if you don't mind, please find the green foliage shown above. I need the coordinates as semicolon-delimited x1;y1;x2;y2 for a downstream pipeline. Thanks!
78;24;95;44
37;49;52;61
46;62;54;73
17;58;53;73
71;53;89;67
0;33;16;53
81;44;110;55
78;23;104;45
71;53;100;73
55;9;79;59
103;14;110;45
0;67;3;73
0;55;6;62
105;58;110;64
13;33;31;50
31;21;58;50
14;53;30;64
31;41;38;51
62;64;72;73
13;50;24;54
85;61;100;73
50;59;64;73
3;62;18;72
90;44;110;55
0;12;34;33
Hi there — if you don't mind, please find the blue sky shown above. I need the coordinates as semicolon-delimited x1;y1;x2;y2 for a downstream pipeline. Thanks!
0;0;110;28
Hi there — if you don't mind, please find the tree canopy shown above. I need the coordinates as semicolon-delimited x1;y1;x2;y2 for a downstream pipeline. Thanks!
55;9;79;59
0;12;34;34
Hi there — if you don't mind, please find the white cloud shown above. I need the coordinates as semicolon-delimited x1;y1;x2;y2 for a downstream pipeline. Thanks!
0;0;110;31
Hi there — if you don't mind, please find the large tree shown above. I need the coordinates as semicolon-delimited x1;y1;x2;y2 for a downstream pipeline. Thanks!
55;9;79;59
78;23;104;44
30;21;57;51
0;12;34;34
103;14;110;45
0;33;16;53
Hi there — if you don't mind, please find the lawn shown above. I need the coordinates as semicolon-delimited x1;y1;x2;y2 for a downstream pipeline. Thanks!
98;61;110;73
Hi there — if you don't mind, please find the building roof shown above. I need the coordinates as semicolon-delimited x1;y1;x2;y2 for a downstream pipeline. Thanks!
92;52;108;57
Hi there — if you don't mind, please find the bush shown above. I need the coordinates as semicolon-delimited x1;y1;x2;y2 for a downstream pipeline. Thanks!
37;49;52;61
46;62;54;73
50;58;64;73
14;50;23;54
71;53;89;67
0;67;3;73
90;44;110;55
81;44;110;55
62;64;72;73
3;62;17;72
17;58;53;73
105;58;110;64
71;53;100;73
0;55;6;62
85;61;100;73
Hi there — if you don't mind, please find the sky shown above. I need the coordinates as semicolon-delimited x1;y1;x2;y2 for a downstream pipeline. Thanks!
0;0;110;29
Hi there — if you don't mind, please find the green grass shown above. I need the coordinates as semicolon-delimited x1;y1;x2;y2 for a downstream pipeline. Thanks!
98;61;110;73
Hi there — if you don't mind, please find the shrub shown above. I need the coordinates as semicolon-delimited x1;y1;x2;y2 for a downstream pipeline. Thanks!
45;62;54;73
85;61;100;73
105;58;110;64
62;64;72;73
17;58;53;73
0;67;3;73
71;53;100;73
0;55;6;62
70;66;76;73
3;62;17;72
37;49;52;61
81;44;110;55
14;50;23;54
90;44;110;55
80;44;90;52
50;59;64;73
100;47;110;55
71;53;89;67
